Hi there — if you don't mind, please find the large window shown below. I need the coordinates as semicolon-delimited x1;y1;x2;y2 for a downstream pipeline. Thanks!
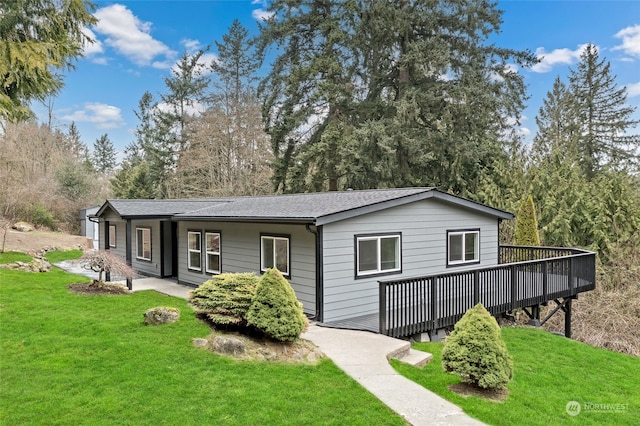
188;231;202;271
108;225;116;248
136;228;151;261
356;233;401;277
261;235;290;276
205;232;221;274
447;230;479;266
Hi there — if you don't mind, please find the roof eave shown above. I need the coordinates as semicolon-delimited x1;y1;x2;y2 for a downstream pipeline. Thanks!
174;215;316;224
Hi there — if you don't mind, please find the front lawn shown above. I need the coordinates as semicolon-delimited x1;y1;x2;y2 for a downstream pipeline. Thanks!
392;327;640;425
0;251;32;264
0;268;403;425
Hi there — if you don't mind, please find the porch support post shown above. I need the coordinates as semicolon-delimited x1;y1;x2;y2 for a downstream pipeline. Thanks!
126;219;132;291
564;298;572;338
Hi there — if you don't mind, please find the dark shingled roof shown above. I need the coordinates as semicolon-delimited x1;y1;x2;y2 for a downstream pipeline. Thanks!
95;188;514;224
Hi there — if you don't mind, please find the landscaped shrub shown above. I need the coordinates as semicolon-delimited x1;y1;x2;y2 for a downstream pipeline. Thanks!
441;303;513;390
189;273;259;326
246;268;307;342
79;250;136;283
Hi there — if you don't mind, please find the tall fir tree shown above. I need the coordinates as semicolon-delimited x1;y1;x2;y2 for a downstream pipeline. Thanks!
569;44;640;178
257;0;535;194
92;134;117;175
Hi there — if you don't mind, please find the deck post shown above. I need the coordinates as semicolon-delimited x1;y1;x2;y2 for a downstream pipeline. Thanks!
378;282;386;335
542;262;548;302
564;298;572;338
510;264;517;310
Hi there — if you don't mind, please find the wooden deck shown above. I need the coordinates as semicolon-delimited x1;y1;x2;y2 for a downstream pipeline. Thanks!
375;245;596;338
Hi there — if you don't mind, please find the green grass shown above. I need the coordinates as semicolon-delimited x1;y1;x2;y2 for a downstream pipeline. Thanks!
0;251;32;264
392;327;640;425
0;268;403;426
45;249;83;263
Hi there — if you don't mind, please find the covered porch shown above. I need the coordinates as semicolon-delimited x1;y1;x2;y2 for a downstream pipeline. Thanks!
322;245;597;339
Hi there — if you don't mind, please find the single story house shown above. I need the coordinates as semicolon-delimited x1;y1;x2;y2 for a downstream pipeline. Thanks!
93;188;515;325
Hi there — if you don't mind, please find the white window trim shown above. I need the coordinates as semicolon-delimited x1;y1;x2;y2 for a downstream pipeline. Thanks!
447;230;480;266
205;232;221;274
187;231;202;271
356;234;402;277
108;225;116;248
136;228;151;261
260;235;290;277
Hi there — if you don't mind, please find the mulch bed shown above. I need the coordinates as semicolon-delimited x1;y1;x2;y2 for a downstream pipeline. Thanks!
68;281;131;295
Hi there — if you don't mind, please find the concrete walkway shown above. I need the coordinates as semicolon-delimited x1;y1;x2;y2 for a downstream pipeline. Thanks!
53;263;483;425
302;325;484;426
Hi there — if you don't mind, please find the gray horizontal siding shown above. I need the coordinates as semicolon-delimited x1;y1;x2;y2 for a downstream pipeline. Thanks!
177;221;316;315
322;199;499;322
100;219;126;260
131;220;161;277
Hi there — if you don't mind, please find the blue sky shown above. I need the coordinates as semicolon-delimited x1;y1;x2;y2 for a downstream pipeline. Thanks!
34;0;640;155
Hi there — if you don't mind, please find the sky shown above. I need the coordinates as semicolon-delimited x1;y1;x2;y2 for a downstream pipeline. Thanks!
32;0;640;156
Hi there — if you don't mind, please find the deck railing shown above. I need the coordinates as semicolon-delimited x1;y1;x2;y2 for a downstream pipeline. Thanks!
378;245;596;338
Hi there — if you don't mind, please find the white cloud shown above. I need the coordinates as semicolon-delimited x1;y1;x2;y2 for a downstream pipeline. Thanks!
181;38;202;53
614;25;640;58
627;82;640;98
93;4;176;68
61;103;125;129
531;44;589;73
82;27;104;56
252;9;275;21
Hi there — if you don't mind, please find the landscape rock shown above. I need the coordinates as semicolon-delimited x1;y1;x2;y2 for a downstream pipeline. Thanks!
0;258;51;273
212;336;246;356
144;307;180;326
192;338;209;348
12;221;34;232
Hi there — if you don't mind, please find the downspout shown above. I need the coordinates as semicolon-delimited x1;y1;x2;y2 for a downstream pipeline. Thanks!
125;219;132;290
305;223;323;323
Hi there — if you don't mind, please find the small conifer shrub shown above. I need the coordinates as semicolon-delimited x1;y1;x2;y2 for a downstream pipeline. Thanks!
441;303;513;390
189;273;259;326
246;268;307;342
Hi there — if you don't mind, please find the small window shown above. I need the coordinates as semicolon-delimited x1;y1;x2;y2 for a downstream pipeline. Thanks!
136;228;151;261
108;225;116;248
188;231;202;271
356;234;401;277
448;230;479;266
205;232;221;274
261;235;290;276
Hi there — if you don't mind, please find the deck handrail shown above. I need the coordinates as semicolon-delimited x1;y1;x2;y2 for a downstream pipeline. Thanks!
378;246;596;338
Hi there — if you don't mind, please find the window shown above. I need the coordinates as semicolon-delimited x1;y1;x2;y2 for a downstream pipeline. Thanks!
108;225;116;248
188;231;202;271
136;228;151;261
356;234;401;277
261;235;290;276
205;232;221;274
447;230;479;266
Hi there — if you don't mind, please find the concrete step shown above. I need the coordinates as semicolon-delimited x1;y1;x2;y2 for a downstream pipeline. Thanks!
387;341;433;368
397;348;433;367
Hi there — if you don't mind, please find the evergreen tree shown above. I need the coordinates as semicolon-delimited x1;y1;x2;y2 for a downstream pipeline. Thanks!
0;0;97;122
569;44;640;178
514;194;540;247
93;134;117;174
531;77;579;164
258;0;358;192
257;0;536;194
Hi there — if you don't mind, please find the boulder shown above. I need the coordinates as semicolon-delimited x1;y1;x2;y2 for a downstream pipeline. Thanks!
211;336;246;356
12;221;34;232
144;307;180;326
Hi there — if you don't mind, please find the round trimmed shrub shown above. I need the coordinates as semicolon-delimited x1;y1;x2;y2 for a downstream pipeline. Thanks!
441;303;513;390
246;268;307;342
189;273;259;326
